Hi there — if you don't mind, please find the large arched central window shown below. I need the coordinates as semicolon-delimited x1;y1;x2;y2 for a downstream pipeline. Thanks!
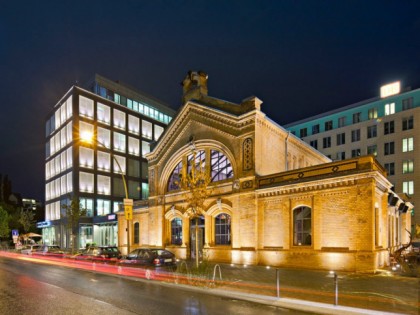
167;149;234;192
293;206;312;246
215;213;231;245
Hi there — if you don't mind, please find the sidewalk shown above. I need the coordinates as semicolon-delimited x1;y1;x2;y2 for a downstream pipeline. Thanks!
172;261;419;315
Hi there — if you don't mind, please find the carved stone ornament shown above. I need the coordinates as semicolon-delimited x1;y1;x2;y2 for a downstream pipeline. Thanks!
243;138;254;171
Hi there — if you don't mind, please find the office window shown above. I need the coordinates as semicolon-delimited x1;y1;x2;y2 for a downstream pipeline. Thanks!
351;129;360;142
97;151;110;172
353;112;361;124
293;206;312;246
324;120;333;131
79;147;94;168
97;199;111;216
402;137;414;152
323;136;331;148
142;141;150;157
312;124;320;135
367;125;377;138
384;163;395;176
128;115;140;134
128;137;140;156
97;127;111;148
367;145;377;156
141;183;149;199
154;125;164;141
351;149;361;157
336;151;345;160
79;172;94;193
113;155;126;174
402;97;413;111
142;120;153;139
79;198;94;217
384;103;395;116
113;109;126;130
368;108;378;119
384;142;395;155
79;96;94;119
300;128;307;138
384;121;394;135
113;132;126;153
79;121;94;141
402;116;414;130
97;103;110;125
97;175;111;195
310;140;318;149
403;181;414;195
338;117;346;128
402;160;414;174
336;133;345;145
128;159;140;177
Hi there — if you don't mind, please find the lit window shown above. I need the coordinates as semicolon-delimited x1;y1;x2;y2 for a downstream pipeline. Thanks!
171;218;182;245
79;146;94;168
97;127;111;148
128;137;140;156
293;206;311;246
113;109;126;130
79;96;94;119
97;199;111;216
402;160;414;174
368;108;378;119
141;183;149;199
79;172;94;193
215;213;231;245
113;155;126;174
97;103;110;125
113;132;126;152
142;120;153;139
79;121;94;141
142;141;150;157
128;115;140;134
97;151;111;172
97;175;111;195
384;103;395;116
154;125;164;141
80;198;94;217
403;181;414;195
402;137;414;152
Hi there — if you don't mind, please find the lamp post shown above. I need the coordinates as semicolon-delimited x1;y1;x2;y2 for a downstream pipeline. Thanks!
80;131;132;255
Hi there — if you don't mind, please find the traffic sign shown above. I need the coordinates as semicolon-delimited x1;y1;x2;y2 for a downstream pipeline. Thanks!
124;198;133;220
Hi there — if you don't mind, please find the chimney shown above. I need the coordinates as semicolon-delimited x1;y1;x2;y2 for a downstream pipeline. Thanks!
181;70;208;104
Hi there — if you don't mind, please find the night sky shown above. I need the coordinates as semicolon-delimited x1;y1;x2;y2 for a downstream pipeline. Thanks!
0;1;419;201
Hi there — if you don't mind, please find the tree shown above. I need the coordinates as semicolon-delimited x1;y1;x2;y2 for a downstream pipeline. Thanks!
0;205;10;241
180;148;212;268
61;196;87;254
18;209;35;234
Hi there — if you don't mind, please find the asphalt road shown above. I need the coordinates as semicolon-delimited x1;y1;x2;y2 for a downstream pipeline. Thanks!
0;256;314;315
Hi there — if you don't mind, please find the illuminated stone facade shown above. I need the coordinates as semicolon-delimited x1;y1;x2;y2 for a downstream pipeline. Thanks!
118;72;412;272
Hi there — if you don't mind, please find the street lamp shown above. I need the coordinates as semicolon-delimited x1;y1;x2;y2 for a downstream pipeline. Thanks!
80;131;133;255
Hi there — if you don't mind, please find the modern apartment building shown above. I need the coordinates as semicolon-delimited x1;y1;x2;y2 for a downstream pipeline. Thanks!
42;74;175;249
284;82;419;234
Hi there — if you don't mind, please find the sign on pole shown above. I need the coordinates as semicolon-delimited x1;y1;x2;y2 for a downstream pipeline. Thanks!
124;199;133;220
12;229;19;244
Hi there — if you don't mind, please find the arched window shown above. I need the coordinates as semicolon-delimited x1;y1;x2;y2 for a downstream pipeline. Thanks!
171;218;182;245
134;222;140;244
167;161;182;191
293;206;312;246
187;150;205;174
215;213;231;245
211;150;233;182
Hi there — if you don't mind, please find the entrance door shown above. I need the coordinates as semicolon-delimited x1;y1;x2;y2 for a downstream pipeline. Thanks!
190;216;205;259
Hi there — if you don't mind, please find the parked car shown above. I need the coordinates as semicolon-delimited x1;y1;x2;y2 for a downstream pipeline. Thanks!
21;244;41;255
75;246;122;262
119;248;177;268
33;245;65;257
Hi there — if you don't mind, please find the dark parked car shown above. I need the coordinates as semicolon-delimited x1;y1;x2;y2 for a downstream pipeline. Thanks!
33;245;64;257
119;248;177;268
75;246;122;262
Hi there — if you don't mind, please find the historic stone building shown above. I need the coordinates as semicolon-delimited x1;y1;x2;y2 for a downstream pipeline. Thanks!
118;71;412;272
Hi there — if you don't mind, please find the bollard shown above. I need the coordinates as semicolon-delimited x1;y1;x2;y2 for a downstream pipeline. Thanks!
276;268;280;298
329;271;338;306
